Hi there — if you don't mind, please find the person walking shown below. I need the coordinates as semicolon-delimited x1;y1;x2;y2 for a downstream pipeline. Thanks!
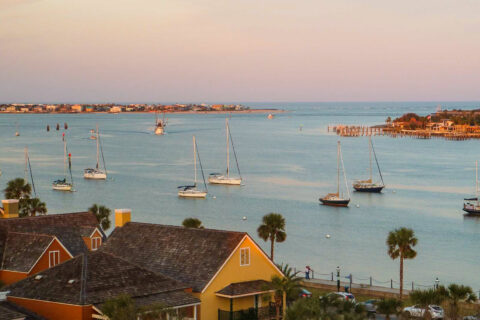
305;266;311;279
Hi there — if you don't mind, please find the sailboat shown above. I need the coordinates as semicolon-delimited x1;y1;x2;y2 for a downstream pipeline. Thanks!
209;118;242;185
84;125;107;180
53;133;73;191
178;136;208;198
353;135;385;192
320;141;350;207
463;161;480;215
15;122;20;136
154;112;167;135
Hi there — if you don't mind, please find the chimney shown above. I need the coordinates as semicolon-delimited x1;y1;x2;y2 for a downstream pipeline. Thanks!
115;209;131;227
1;200;19;218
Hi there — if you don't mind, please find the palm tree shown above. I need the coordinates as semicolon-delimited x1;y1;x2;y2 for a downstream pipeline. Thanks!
4;178;31;199
257;213;286;261
182;217;204;228
438;284;477;320
269;264;301;319
376;298;403;320
20;198;47;217
88;204;112;231
386;227;418;299
409;288;445;320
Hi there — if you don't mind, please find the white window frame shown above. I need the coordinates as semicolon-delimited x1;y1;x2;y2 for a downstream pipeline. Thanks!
91;237;102;251
240;247;250;266
49;250;60;267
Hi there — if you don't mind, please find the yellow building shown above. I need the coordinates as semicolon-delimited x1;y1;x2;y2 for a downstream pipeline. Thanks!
102;210;284;320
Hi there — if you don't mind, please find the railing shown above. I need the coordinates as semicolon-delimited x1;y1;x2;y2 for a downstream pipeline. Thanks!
218;305;280;320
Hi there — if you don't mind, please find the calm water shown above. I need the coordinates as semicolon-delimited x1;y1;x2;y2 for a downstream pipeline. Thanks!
1;102;480;291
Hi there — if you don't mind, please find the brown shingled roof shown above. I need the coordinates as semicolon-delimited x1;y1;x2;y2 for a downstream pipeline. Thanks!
101;222;247;292
216;280;272;298
0;301;46;320
1;232;54;272
6;251;199;308
0;212;103;257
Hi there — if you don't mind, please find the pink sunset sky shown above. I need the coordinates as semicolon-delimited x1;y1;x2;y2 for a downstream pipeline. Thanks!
1;0;479;102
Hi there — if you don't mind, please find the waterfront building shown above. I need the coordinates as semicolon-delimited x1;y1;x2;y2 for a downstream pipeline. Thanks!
71;105;84;113
101;210;283;320
5;251;200;320
0;200;105;285
109;106;123;113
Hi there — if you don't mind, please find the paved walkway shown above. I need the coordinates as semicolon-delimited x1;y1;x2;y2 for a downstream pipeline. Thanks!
301;278;410;297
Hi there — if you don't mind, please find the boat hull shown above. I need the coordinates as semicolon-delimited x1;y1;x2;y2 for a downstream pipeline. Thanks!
319;198;350;207
463;205;480;215
353;185;384;193
178;190;207;198
84;169;107;180
155;127;164;135
52;184;72;191
208;175;242;185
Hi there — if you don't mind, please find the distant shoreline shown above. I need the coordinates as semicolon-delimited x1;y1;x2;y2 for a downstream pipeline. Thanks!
0;109;285;115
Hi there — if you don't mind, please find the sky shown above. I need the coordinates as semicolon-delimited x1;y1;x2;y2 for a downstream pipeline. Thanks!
1;0;479;103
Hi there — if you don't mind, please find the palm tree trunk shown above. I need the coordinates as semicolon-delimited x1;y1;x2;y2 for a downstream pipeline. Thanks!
270;237;275;261
399;255;404;299
282;291;286;319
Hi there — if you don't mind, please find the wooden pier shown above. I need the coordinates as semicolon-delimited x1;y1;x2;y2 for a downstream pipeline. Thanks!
328;125;383;137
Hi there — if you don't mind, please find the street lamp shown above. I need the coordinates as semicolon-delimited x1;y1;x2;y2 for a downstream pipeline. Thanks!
435;277;439;290
336;266;340;292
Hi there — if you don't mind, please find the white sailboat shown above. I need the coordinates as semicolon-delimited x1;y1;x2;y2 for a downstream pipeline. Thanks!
53;134;73;191
463;161;480;215
353;135;385;192
178;136;208;198
319;141;350;207
155;112;167;135
209;118;242;185
15;122;20;137
84;125;107;180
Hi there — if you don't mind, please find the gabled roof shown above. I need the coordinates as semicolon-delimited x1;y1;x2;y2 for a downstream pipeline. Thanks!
101;222;247;292
6;251;199;308
1;232;54;272
0;212;103;258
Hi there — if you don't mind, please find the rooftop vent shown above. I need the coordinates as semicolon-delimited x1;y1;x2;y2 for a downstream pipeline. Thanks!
34;275;43;280
68;279;76;284
0;291;9;301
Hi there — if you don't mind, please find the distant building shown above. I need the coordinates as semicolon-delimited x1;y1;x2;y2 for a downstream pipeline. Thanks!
84;106;95;112
46;105;58;112
71;105;83;112
212;104;224;111
110;106;123;113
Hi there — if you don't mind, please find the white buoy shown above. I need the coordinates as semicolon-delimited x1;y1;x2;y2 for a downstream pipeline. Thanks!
325;234;331;239
242;216;247;221
356;204;360;208
212;196;216;199
392;190;396;193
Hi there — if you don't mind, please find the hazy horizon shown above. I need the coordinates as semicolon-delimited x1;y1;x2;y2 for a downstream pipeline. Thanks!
1;0;479;102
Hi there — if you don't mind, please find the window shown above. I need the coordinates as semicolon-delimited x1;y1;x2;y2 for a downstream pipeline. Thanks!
240;247;250;266
49;250;60;267
91;237;102;251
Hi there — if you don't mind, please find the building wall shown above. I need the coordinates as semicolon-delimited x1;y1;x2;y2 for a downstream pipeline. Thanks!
82;229;103;251
29;239;71;275
197;236;282;320
8;297;93;320
0;270;28;285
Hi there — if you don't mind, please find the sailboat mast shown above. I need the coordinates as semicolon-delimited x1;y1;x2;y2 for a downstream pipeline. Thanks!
63;137;67;179
193;136;197;185
24;147;28;183
369;135;372;181
96;125;100;169
226;118;230;177
337;141;340;196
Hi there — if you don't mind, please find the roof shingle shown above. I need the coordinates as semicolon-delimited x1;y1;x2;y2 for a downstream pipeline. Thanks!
101;222;247;292
1;232;54;272
6;251;199;308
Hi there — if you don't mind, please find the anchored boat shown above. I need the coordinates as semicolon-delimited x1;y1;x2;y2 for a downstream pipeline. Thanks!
84;125;107;180
209;118;242;185
154;112;167;135
320;141;350;207
178;136;208;198
353;135;385;193
463;161;480;215
53;133;73;191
